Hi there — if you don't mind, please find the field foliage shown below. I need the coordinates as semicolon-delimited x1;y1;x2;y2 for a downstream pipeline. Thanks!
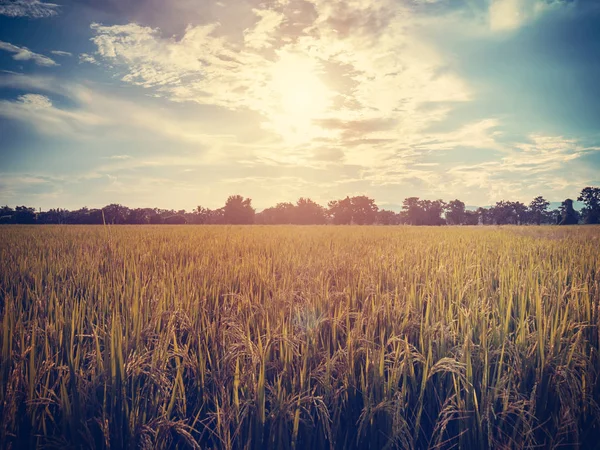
1;225;599;449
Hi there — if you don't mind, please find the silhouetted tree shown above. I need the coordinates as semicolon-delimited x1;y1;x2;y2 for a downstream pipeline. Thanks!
102;204;129;224
400;198;445;225
37;208;68;224
223;195;255;224
513;202;528;225
559;199;579;225
547;208;561;225
328;197;353;225
295;198;326;224
257;202;296;224
445;200;466;225
0;206;15;224
350;196;378;225
377;209;398;225
4;187;597;227
464;210;479;225
14;206;36;224
477;207;493;225
401;197;421;225
490;201;527;225
164;214;187;224
578;187;600;224
420;200;446;225
529;196;550;225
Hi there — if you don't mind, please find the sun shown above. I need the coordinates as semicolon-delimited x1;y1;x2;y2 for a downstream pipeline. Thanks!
268;51;333;143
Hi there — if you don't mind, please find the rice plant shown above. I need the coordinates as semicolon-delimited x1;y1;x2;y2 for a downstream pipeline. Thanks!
0;225;599;449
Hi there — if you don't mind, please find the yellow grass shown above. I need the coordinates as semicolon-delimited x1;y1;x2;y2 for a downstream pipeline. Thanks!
0;225;599;449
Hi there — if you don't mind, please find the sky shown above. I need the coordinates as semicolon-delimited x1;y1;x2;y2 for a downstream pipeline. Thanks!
0;0;599;211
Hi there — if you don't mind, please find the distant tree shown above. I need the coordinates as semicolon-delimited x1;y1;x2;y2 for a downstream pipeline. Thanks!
223;195;255;224
0;205;15;224
14;206;36;224
126;208;152;224
577;187;600;224
420;199;446;225
350;196;378;225
149;210;164;224
464;210;479;225
37;208;68;224
401;197;422;225
102;204;129;224
546;208;561;225
328;197;353;225
512;201;528;225
559;199;579;225
445;200;466;225
164;214;187;224
377;209;398;225
490;201;525;225
477;207;492;225
258;202;296;224
295;198;326;224
400;198;445;225
193;206;213;224
529;196;550;225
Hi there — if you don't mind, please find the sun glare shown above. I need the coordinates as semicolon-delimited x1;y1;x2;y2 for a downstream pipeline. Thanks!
268;52;333;143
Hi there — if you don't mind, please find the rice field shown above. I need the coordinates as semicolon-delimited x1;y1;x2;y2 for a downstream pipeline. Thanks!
1;225;599;449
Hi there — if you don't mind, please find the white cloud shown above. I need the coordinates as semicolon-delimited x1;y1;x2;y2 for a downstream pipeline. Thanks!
0;90;106;137
79;53;99;65
88;0;474;157
0;74;251;154
0;41;58;66
244;8;285;49
17;93;52;109
2;0;595;210
0;0;59;18
51;50;72;57
443;134;599;203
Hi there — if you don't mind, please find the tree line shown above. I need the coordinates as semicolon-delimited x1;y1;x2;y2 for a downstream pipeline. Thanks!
1;187;599;226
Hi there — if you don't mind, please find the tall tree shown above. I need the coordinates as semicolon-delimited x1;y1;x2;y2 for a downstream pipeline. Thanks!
490;201;522;225
464;210;479;225
102;204;129;224
512;201;528;225
295;198;326;224
377;209;398;225
578;187;600;224
14;206;36;224
328;197;353;225
420;199;446;225
223;195;255;224
262;202;295;224
350;196;378;225
559;199;579;225
401;198;445;225
529;196;550;225
401;197;422;225
445;199;466;225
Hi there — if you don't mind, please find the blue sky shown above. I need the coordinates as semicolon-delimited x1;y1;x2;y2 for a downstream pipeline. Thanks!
0;0;598;211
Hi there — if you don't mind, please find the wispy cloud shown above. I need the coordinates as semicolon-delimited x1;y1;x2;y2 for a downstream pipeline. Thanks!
0;41;58;66
50;50;72;57
79;53;99;65
488;0;574;31
0;0;59;18
88;0;473;156
0;0;597;210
